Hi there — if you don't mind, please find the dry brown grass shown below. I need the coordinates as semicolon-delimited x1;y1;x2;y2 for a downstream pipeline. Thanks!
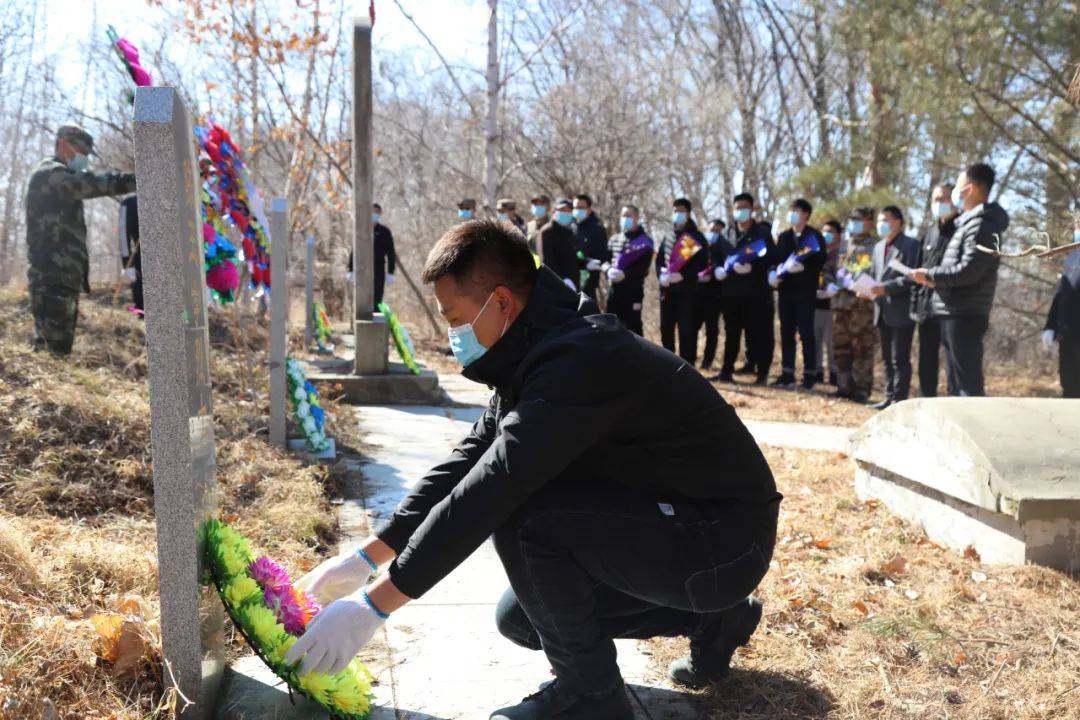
0;286;340;720
644;446;1080;720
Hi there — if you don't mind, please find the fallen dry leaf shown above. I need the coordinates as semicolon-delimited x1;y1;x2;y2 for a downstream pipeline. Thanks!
812;538;833;549
90;613;124;663
853;600;869;615
112;621;149;678
881;555;908;578
964;545;980;561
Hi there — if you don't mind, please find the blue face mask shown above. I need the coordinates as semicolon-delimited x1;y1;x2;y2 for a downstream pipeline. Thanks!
554;210;574;227
707;231;719;244
448;292;506;367
458;209;474;220
788;211;801;225
68;153;89;172
823;231;836;245
497;212;509;222
733;207;751;223
877;220;892;237
372;213;381;224
848;219;864;235
620;216;634;232
935;202;952;220
531;204;547;218
672;211;688;227
572;208;588;222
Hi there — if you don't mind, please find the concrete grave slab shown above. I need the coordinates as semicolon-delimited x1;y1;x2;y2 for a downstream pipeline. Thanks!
849;398;1080;571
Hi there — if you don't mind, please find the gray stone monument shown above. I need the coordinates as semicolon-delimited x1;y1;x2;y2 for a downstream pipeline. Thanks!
850;398;1080;571
268;197;289;448
351;7;389;375
133;85;224;719
304;234;315;349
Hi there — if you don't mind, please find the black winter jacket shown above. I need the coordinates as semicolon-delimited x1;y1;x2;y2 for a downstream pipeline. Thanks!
909;217;955;323
1045;250;1080;338
655;219;710;296
774;226;826;299
719;222;776;299
539;220;580;290
376;267;778;598
929;202;1009;317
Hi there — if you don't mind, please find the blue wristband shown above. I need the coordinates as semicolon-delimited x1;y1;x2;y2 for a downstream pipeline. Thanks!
362;589;390;620
356;547;378;571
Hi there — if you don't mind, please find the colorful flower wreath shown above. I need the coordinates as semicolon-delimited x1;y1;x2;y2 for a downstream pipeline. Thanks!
203;519;374;718
377;302;420;376
313;301;334;352
286;357;330;452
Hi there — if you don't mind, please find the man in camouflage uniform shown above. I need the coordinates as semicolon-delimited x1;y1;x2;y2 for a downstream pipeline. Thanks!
25;125;137;355
832;207;877;403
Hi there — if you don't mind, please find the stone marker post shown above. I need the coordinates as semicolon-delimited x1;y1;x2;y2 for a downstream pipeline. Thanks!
304;234;315;348
268;197;289;448
133;85;224;719
352;5;389;375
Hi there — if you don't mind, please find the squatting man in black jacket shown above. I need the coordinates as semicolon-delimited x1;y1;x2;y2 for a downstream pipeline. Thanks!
287;220;781;720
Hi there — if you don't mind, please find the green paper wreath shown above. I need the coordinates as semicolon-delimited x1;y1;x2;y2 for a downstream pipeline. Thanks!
377;302;420;375
202;519;375;718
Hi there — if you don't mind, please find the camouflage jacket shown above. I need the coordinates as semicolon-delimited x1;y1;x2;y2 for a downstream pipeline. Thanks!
25;156;137;292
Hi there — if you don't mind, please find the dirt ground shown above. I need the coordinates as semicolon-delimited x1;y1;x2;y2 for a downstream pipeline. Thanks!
643;446;1080;720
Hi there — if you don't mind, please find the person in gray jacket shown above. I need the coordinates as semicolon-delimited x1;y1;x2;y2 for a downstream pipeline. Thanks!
868;206;919;409
911;163;1008;396
909;184;958;397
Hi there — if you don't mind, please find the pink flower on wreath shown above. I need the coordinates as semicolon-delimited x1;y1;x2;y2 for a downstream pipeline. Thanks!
248;556;291;591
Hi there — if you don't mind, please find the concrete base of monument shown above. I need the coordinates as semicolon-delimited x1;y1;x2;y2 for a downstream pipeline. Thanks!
308;361;445;406
288;437;337;461
215;655;329;719
850;397;1080;572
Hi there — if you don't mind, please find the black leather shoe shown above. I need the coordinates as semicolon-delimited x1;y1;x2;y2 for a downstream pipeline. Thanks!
801;377;816;391
828;372;838;386
852;392;869;404
717;372;734;382
753;374;768;386
669;597;763;689
735;362;756;375
833;388;852;399
771;374;796;388
872;399;893;410
489;679;633;720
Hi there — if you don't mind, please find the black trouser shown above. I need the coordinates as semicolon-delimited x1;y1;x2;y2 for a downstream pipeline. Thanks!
916;317;945;397
697;291;723;369
1060;331;1080;398
492;474;778;696
878;321;915;401
778;292;816;380
583;270;601;303
660;289;700;364
373;272;385;311
608;286;644;336
941;315;989;396
721;295;774;378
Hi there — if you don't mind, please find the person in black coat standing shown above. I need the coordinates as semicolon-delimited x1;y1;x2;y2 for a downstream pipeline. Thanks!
287;219;780;719
605;204;654;335
572;193;609;303
656;198;710;364
868;206;919;409
696;219;726;371
769;199;826;389
1043;216;1080;398
118;194;143;313
909;184;958;397
540;197;581;290
912;163;1009;397
716;192;776;384
347;202;397;310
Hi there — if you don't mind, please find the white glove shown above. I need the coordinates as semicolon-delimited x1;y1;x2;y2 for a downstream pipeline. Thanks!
345;271;354;282
816;289;828;300
607;267;625;283
698;272;711;283
586;258;602;272
385;273;395;285
841;276;855;290
714;267;728;281
563;278;576;290
295;548;377;606
768;269;779;288
827;282;839;296
122;267;138;283
1042;329;1056;352
285;590;385;676
733;262;752;275
659;271;671;288
787;260;805;274
667;271;684;284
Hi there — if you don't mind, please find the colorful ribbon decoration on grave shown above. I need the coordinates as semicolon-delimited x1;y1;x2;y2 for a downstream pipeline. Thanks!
203;520;375;719
286;357;330;452
200;186;243;302
106;26;153;103
195;121;273;302
377;302;420;375
313;301;333;352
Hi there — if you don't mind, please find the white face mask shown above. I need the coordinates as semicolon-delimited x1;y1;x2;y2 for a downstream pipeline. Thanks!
951;184;965;209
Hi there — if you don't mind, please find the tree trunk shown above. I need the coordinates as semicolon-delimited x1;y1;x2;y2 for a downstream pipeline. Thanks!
483;0;499;212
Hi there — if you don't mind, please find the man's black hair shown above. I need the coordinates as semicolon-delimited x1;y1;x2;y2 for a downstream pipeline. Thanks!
733;192;754;206
852;206;875;220
791;198;812;216
882;205;905;224
709;218;726;228
965;163;996;192
823;219;842;232
373;202;382;211
422;218;538;298
673;197;692;211
574;193;593;207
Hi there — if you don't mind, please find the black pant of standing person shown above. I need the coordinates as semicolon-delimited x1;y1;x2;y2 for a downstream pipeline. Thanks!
494;473;778;694
661;290;700;364
697;291;723;370
721;297;774;382
916;317;949;397
878;321;914;402
778;293;816;386
608;291;643;336
1060;333;1080;398
941;315;989;396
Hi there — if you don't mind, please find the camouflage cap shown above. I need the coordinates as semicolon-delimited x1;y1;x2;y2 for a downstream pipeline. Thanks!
57;125;96;156
457;197;477;209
